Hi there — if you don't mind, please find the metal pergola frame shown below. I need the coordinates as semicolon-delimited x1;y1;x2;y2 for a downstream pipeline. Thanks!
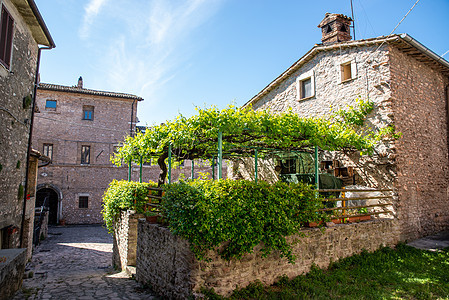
127;130;321;189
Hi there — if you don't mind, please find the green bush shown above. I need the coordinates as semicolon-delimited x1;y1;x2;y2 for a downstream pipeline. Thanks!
162;179;325;263
102;180;157;233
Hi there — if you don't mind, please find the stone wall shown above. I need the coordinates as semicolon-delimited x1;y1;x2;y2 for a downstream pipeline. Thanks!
113;210;144;270
137;219;400;298
389;46;449;240
0;0;40;248
0;248;26;300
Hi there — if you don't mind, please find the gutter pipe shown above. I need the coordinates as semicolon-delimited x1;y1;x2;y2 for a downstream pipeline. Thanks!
399;34;449;70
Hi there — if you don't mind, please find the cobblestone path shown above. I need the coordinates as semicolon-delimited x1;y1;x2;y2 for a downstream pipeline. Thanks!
13;225;157;300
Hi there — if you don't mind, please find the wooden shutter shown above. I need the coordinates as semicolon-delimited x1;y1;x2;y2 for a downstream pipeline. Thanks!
0;5;13;69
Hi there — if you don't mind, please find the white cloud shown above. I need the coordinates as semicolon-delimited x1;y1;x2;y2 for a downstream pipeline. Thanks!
79;0;108;39
96;0;224;108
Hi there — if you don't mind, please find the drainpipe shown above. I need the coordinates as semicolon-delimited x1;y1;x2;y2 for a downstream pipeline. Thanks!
20;46;54;248
130;99;137;137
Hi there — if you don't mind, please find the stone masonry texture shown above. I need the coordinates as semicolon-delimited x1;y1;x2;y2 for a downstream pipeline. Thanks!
0;248;26;300
112;210;143;270
136;219;400;298
389;46;449;240
0;0;39;248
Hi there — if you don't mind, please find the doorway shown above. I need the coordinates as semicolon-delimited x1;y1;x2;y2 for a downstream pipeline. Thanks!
36;188;59;225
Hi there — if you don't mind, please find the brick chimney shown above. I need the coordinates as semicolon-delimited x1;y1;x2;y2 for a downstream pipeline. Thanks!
318;13;352;45
77;76;83;88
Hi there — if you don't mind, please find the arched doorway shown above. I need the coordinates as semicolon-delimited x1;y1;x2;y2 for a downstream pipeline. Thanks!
36;188;59;225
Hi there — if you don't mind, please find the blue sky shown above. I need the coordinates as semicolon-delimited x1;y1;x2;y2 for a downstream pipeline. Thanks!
36;0;449;126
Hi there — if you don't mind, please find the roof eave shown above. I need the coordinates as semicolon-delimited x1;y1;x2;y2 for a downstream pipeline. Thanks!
11;0;55;47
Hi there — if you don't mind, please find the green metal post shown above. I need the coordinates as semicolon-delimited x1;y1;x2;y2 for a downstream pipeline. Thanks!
218;130;223;179
212;158;215;180
128;158;131;182
314;146;319;190
168;143;172;184
191;159;195;180
254;148;258;183
139;156;143;183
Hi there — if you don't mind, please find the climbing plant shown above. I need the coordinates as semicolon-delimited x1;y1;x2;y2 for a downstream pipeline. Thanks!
161;179;327;263
112;100;391;185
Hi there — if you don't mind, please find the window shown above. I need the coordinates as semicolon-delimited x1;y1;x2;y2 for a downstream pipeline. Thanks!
0;5;13;69
340;61;357;82
79;196;88;208
297;70;315;100
43;144;53;160
45;100;57;111
81;145;90;164
83;105;94;120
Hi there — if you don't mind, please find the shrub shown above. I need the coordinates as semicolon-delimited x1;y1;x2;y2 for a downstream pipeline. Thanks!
162;179;325;263
102;180;157;233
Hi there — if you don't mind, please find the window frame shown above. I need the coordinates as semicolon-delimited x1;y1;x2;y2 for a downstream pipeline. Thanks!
296;69;315;101
339;60;357;83
0;4;14;70
78;196;89;208
82;105;94;121
45;100;57;111
43;143;53;160
81;145;91;165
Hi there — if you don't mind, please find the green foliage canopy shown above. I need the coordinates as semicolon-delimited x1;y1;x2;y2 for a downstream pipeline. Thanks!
112;101;380;167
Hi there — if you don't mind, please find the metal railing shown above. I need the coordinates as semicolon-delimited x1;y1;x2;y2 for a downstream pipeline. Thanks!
317;188;395;223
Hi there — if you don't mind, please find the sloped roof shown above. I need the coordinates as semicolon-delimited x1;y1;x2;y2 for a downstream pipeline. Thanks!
244;34;449;108
38;83;144;101
11;0;55;47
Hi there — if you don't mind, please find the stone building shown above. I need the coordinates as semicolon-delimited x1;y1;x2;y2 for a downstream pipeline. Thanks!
0;0;54;298
242;13;449;241
32;78;145;224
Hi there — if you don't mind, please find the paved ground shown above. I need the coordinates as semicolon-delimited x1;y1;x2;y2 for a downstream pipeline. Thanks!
407;230;449;251
13;225;158;300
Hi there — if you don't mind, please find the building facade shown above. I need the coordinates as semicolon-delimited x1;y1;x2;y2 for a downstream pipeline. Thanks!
242;13;449;241
0;0;54;298
0;0;54;249
32;79;144;224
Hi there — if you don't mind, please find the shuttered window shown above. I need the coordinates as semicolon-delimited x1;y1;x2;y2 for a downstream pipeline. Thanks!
0;5;14;69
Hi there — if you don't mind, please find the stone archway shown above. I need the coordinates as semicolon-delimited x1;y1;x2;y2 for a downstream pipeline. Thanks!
36;184;63;225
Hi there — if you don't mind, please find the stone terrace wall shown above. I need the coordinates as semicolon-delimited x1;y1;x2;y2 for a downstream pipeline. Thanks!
389;46;449;241
113;210;143;270
0;248;26;300
137;219;400;299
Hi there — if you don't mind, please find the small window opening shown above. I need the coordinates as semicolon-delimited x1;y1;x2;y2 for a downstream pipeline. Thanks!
341;63;352;82
43;144;53;160
339;24;348;32
81;145;91;164
79;196;89;208
325;24;333;34
83;105;94;120
45;100;57;111
301;78;312;99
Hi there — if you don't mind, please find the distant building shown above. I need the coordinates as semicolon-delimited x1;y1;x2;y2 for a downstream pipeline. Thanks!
0;0;54;298
32;78;146;224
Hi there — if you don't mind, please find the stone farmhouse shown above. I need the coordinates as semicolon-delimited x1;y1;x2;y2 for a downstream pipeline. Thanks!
242;13;449;242
0;0;54;298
